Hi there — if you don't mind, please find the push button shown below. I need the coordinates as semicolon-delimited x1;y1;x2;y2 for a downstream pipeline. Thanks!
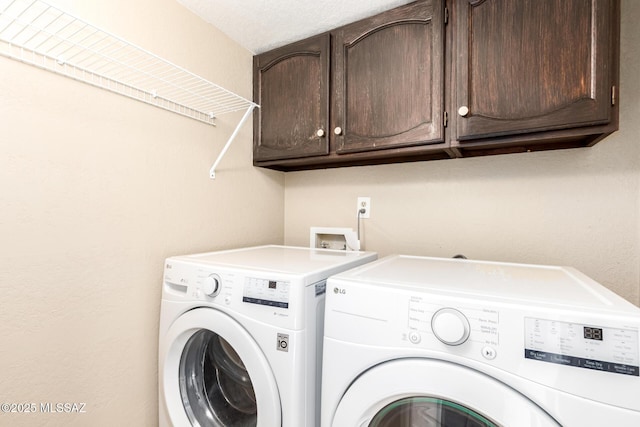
408;331;421;344
482;346;497;360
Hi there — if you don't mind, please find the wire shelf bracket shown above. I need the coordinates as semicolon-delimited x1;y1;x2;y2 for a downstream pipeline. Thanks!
0;0;259;179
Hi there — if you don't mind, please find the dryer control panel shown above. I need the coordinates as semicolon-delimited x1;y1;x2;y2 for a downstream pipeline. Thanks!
243;277;290;308
524;317;639;376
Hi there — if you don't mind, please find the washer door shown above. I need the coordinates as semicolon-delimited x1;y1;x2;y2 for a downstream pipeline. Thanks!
332;359;560;427
160;308;281;427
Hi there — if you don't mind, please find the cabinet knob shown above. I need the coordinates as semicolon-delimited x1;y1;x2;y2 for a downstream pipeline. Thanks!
316;129;325;137
458;106;470;117
334;127;343;136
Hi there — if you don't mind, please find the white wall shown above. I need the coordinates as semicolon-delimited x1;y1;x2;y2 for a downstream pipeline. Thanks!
0;0;283;425
284;0;640;306
1;1;638;426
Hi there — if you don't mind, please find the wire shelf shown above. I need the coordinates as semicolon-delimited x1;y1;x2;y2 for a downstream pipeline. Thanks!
0;0;257;125
0;0;258;178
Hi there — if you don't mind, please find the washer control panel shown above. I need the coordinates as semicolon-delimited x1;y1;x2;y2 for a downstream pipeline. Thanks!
408;297;500;355
242;277;290;308
404;297;640;377
524;317;639;376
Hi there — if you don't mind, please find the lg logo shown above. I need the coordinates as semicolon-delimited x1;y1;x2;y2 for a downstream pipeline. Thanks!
333;287;346;295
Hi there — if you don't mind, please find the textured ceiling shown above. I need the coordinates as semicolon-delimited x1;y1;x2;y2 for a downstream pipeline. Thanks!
176;0;413;54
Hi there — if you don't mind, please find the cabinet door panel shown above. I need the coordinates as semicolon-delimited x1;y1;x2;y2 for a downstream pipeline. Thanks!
253;35;330;162
454;0;614;141
333;0;444;154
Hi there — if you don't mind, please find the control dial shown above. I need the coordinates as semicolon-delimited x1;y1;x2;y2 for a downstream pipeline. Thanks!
203;274;221;298
431;308;470;346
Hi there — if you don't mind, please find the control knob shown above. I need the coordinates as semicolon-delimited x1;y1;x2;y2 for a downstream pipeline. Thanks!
203;274;221;298
431;308;470;346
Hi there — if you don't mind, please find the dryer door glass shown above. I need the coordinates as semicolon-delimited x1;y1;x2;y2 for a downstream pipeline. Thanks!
180;329;257;427
369;397;499;427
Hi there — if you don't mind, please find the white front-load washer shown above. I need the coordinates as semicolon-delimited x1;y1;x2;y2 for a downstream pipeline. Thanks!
321;255;640;427
158;245;376;427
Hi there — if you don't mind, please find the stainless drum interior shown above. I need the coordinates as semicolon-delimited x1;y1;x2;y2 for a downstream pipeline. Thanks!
179;329;258;427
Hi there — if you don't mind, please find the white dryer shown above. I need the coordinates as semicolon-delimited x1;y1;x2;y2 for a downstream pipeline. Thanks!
158;245;376;427
321;255;640;427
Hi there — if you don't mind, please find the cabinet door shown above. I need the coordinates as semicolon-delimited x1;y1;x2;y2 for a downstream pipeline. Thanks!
253;35;330;162
332;0;445;154
454;0;616;141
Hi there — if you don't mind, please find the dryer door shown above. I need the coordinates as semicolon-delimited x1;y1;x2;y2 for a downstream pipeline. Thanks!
332;359;560;427
160;308;281;427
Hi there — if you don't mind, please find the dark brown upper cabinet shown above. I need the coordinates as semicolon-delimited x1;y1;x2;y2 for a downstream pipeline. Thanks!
253;35;330;162
253;0;450;171
332;0;446;155
451;0;620;155
253;0;620;171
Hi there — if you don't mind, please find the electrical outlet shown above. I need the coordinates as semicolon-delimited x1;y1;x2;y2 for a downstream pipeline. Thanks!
357;197;371;219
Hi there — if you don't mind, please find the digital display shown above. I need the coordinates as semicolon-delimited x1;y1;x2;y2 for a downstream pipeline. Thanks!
525;318;639;376
584;326;603;341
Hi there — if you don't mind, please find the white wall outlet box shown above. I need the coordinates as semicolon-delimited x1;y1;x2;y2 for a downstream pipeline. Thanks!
310;227;360;251
357;197;371;218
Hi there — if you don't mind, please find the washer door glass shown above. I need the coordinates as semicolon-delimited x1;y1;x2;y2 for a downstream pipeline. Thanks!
180;329;257;426
160;308;281;427
370;396;498;427
331;359;560;426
